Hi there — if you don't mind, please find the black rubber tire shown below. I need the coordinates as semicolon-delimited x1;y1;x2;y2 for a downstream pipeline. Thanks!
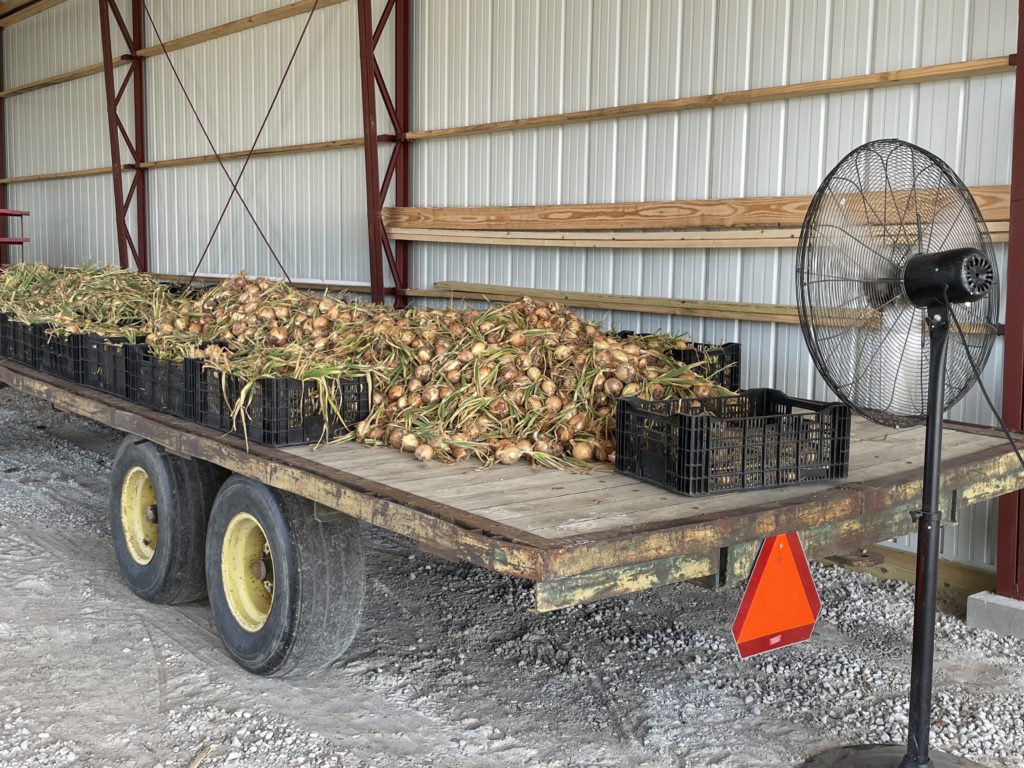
109;437;216;604
205;476;365;677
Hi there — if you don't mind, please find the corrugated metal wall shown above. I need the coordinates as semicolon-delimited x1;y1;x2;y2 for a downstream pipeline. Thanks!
2;0;1017;567
407;0;1016;570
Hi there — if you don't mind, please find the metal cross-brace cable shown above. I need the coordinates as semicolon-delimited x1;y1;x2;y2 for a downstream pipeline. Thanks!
140;0;324;284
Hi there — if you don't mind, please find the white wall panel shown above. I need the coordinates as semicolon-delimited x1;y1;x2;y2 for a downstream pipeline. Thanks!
142;0;292;42
3;0;111;87
146;150;370;285
5;74;111;177
7;175;119;267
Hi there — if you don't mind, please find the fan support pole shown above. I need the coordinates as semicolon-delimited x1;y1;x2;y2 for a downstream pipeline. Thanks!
900;306;949;768
803;306;984;768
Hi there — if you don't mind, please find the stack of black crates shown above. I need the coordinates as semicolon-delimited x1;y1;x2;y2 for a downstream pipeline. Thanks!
612;332;851;495
0;315;369;448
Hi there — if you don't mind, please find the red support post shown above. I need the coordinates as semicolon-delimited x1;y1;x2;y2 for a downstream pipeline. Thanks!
997;0;1024;600
0;26;8;268
357;0;409;305
97;0;148;272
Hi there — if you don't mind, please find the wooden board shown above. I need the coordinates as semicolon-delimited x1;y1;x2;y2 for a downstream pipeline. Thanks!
283;418;1003;540
383;186;1009;232
387;222;1010;250
405;57;1013;141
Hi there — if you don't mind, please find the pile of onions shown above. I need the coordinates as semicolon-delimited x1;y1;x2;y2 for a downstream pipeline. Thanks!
0;263;174;341
341;297;725;467
0;267;732;469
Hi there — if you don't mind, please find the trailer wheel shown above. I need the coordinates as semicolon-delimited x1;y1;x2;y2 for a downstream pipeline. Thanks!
205;476;365;677
109;438;219;604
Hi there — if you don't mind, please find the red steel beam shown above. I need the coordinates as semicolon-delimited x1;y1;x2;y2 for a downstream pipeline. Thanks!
998;0;1024;600
356;0;409;306
0;26;7;267
97;0;147;272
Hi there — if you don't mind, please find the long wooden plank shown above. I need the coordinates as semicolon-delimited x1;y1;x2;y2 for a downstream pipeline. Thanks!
138;138;363;171
410;282;803;324
1;0;348;98
0;0;65;26
406;56;1013;142
134;0;347;59
0;166;115;184
146;273;372;295
388;224;1009;250
383;185;1009;232
0;60;115;99
412;282;996;333
0;138;365;185
0;0;44;13
388;226;805;249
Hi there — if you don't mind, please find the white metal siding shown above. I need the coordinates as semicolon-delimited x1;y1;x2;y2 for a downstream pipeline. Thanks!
3;0;1017;567
408;0;1016;569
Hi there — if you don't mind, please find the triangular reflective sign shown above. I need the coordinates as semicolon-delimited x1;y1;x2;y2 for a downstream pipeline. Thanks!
732;532;821;659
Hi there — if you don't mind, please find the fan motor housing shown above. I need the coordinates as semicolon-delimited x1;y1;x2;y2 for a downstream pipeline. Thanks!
902;247;994;307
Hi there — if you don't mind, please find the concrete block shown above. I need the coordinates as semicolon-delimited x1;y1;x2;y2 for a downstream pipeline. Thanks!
966;591;1024;640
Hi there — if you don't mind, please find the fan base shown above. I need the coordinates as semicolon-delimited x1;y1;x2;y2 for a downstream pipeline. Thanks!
802;745;986;768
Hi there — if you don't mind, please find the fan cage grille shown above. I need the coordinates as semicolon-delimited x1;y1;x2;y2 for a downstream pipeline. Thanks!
796;139;999;428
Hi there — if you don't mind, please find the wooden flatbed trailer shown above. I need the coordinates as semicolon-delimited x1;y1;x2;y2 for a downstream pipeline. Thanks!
3;359;1023;675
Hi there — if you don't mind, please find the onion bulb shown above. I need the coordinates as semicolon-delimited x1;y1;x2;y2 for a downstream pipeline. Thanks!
571;442;594;461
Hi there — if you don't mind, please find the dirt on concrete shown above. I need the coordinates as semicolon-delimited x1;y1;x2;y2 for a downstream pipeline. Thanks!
0;389;1021;768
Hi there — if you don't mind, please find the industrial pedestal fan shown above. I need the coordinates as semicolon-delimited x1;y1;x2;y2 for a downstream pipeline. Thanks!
796;139;1002;768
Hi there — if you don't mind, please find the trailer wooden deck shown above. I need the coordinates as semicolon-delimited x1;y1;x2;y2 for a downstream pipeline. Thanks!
3;359;1023;611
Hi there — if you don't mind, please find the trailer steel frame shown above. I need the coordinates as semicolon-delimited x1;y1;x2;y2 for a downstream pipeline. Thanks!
2;360;1021;613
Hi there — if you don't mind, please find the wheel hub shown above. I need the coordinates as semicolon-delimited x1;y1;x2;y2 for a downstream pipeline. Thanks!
120;466;158;565
221;513;275;632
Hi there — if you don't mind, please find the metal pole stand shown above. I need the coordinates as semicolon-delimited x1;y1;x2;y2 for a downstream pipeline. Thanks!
802;307;986;768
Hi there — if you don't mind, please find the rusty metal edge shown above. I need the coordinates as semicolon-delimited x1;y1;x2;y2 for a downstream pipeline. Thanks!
538;447;1024;579
5;360;1022;594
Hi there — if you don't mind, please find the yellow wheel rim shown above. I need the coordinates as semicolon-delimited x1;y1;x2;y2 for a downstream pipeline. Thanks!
120;466;158;566
221;513;274;633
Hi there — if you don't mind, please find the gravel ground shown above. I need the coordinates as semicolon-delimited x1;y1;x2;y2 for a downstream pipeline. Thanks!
0;388;1021;768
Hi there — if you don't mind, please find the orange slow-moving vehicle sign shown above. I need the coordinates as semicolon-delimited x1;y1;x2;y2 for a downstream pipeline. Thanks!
732;532;821;659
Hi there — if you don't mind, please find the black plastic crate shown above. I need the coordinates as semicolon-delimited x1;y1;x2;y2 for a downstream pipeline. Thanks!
81;334;130;397
672;342;742;391
199;368;370;447
614;331;741;391
615;388;851;496
0;314;11;359
197;368;241;433
127;345;199;420
9;321;36;368
33;324;82;383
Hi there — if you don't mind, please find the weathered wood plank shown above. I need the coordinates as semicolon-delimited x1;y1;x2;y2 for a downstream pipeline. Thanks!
405;57;1012;142
410;283;803;325
534;552;717;612
536;446;1024;580
387;225;1010;250
0;0;65;27
383;185;1009;232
